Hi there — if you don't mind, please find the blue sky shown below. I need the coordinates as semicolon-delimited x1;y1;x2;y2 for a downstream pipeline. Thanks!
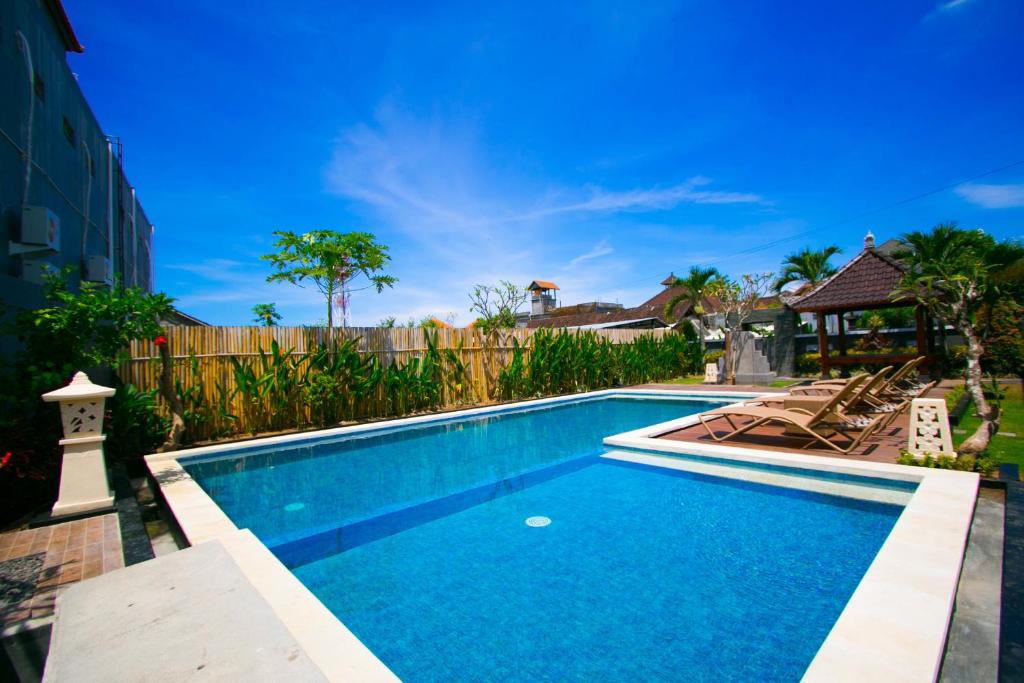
66;0;1024;325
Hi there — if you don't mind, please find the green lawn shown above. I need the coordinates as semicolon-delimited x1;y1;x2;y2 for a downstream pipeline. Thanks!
660;376;799;388
661;375;706;385
956;383;1024;466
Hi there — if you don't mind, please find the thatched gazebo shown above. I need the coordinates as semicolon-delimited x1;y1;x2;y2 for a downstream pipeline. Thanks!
789;233;933;378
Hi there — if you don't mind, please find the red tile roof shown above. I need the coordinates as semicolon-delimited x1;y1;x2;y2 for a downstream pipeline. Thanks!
527;307;660;329
528;286;690;328
527;280;559;291
789;247;911;312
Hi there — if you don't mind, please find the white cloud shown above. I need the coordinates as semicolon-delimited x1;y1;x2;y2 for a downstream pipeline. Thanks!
955;182;1024;209
937;0;972;11
323;109;763;233
568;239;614;267
315;107;768;325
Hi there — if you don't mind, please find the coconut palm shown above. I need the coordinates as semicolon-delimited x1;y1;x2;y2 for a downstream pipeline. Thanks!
774;245;842;292
894;223;1023;455
663;266;723;350
890;223;963;273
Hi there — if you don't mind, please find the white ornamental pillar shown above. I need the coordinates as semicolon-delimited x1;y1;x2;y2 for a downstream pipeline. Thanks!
906;397;956;459
703;363;719;384
41;372;116;517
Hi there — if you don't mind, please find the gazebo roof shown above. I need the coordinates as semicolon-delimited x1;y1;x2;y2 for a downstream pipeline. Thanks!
790;233;911;313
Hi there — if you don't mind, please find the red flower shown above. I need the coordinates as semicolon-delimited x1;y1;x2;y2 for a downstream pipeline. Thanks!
0;452;11;468
154;335;168;347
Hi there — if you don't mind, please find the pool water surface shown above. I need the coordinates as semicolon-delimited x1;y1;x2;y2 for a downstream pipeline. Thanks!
183;395;905;681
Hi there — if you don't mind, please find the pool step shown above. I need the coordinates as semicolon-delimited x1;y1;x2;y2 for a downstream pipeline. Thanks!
601;450;914;506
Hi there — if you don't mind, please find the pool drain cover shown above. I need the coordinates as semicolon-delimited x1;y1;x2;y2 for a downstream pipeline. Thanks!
284;502;305;512
525;516;551;527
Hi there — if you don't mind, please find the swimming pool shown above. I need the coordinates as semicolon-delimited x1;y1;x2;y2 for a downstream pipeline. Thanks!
177;393;913;681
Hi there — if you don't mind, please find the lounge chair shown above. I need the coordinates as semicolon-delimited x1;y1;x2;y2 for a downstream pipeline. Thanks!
698;375;885;454
811;357;923;392
790;368;892;400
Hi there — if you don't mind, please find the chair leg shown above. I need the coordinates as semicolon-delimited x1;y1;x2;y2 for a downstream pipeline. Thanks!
699;414;771;443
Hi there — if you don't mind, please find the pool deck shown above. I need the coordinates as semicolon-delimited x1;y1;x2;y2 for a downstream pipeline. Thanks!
632;381;950;464
0;515;123;628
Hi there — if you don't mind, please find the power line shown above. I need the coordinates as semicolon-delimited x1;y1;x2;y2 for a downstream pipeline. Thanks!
708;157;1024;265
617;156;1024;287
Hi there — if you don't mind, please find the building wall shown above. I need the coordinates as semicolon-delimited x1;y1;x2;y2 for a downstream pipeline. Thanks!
1;0;153;321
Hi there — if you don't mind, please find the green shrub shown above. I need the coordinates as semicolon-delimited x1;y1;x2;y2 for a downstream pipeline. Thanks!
897;450;998;477
105;384;169;467
496;330;701;400
794;353;822;376
944;385;966;412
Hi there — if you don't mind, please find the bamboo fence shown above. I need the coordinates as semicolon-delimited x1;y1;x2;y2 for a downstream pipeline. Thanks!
121;326;669;438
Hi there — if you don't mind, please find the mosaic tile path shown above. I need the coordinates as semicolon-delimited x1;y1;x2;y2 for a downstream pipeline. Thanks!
0;515;123;627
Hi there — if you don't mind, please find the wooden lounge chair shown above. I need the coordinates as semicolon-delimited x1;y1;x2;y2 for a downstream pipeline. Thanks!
872;380;939;428
698;375;885;454
811;357;923;391
789;367;893;402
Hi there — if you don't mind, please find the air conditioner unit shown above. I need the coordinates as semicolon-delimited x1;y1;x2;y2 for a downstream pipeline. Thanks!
21;259;55;285
20;206;61;251
84;255;113;284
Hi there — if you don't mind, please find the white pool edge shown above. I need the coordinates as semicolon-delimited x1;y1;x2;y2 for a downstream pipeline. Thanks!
146;387;978;683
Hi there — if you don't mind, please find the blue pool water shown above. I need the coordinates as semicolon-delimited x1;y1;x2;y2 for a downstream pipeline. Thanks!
185;396;720;551
183;395;905;681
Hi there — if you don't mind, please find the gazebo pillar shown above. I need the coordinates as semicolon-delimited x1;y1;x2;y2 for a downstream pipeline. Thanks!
816;312;829;379
836;312;850;378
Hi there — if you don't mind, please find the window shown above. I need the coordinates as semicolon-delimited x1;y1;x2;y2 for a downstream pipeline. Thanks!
62;117;75;146
33;73;45;101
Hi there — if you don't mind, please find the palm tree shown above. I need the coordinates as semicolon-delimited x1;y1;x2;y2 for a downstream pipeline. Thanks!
890;223;962;273
252;303;282;327
893;223;1023;455
774;245;842;292
663;266;722;350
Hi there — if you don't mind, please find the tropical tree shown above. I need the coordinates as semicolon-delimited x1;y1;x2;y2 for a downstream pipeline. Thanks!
468;281;529;335
982;300;1024;396
252;303;282;327
707;272;775;384
419;314;456;328
774;245;842;292
662;266;722;350
262;230;396;336
468;281;529;400
893;224;1024;455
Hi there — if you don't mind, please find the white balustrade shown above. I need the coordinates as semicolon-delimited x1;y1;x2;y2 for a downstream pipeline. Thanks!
906;398;956;459
703;363;719;384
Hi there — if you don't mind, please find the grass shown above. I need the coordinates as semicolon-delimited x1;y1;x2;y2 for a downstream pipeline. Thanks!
956;383;1024;466
662;375;706;385
660;376;799;388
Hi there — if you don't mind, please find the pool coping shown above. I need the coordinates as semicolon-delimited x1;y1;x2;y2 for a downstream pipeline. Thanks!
145;387;978;682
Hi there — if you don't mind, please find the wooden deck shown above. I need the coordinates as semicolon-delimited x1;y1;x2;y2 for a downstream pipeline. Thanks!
633;382;950;464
